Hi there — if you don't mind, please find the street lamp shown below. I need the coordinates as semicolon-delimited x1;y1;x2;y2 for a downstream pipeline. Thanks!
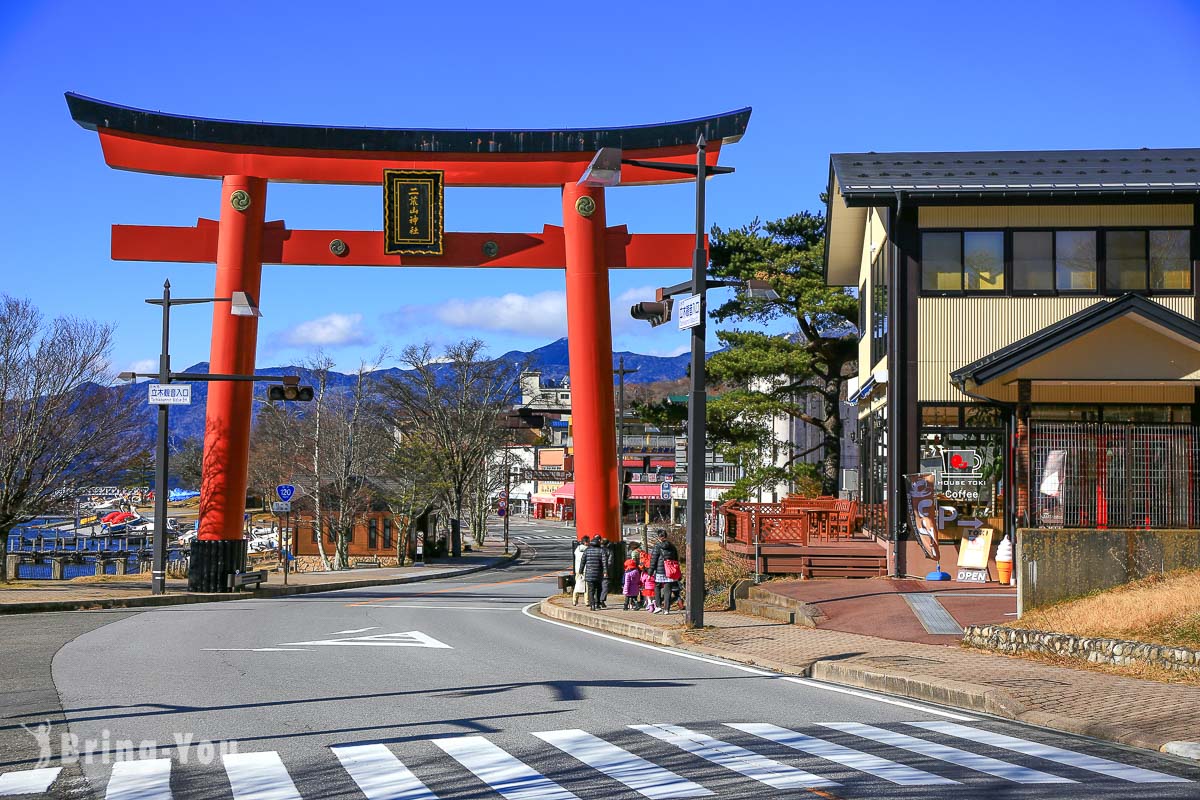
119;280;311;596
598;137;740;629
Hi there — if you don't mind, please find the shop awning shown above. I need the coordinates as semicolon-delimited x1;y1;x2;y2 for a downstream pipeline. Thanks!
553;482;575;502
627;483;669;500
951;294;1200;402
650;459;675;469
531;494;556;505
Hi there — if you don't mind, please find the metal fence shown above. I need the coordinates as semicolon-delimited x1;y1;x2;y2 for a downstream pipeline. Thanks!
1032;421;1200;529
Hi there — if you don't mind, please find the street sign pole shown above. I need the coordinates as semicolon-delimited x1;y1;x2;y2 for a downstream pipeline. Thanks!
151;281;172;596
503;463;511;555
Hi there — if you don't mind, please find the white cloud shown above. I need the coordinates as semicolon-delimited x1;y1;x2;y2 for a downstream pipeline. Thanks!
429;291;568;338
127;358;157;374
399;286;664;340
277;313;371;348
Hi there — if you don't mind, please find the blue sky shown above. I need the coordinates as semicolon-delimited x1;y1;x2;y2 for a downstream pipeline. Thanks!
2;0;1199;374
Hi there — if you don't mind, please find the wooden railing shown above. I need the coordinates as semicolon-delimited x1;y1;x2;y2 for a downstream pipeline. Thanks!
721;495;865;546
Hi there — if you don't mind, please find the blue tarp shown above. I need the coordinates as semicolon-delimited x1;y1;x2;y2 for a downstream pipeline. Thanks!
168;489;200;501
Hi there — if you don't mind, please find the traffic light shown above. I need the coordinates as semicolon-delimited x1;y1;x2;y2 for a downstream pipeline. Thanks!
630;299;673;327
268;384;315;402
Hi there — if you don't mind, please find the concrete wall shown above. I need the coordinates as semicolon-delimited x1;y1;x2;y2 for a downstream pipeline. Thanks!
1017;527;1200;612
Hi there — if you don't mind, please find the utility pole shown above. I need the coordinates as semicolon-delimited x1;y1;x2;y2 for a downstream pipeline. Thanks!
503;446;511;554
614;356;639;533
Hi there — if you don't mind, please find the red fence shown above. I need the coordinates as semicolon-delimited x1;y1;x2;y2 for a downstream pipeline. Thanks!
721;497;864;546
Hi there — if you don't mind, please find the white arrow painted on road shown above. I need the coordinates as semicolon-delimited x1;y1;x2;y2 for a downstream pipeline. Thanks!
331;627;380;634
279;631;452;648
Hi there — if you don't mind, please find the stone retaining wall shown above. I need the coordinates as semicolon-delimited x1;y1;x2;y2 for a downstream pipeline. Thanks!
965;624;1200;675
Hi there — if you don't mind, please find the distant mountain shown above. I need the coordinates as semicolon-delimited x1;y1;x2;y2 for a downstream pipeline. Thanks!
122;338;693;444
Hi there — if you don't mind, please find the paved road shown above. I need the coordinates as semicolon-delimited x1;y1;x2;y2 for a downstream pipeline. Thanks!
2;517;1197;799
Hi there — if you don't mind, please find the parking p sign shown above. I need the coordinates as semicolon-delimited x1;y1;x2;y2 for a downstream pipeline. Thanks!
276;484;296;503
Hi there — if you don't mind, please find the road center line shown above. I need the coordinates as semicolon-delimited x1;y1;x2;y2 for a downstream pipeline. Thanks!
520;603;975;721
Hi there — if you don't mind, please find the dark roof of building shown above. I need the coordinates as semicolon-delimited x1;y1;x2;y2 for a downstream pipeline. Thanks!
66;93;751;155
950;294;1200;387
831;147;1200;204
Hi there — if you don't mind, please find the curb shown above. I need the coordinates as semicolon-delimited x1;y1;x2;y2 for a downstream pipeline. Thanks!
537;595;1195;759
537;599;684;646
0;548;520;615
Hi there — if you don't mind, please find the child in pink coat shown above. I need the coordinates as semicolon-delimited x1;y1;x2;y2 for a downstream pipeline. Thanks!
640;570;657;612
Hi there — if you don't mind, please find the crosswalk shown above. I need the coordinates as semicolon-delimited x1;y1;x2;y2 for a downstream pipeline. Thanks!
1;721;1190;799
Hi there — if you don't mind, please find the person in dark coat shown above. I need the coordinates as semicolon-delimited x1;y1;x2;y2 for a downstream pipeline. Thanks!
649;530;679;614
597;538;616;608
580;536;608;610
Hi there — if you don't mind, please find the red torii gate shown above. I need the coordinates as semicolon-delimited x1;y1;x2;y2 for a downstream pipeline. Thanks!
67;93;750;590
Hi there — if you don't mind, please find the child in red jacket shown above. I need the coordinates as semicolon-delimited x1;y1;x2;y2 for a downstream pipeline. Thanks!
640;570;657;612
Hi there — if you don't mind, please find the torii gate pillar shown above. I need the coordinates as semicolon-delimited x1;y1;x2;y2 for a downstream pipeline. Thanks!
562;184;619;540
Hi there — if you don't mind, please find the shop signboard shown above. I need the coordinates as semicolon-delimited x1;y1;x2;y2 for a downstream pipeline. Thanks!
957;526;994;571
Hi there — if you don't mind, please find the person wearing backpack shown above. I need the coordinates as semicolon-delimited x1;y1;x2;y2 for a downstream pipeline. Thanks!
580;536;608;611
649;530;680;614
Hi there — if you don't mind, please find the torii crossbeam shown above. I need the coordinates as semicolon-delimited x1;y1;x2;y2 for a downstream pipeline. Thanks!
67;93;750;591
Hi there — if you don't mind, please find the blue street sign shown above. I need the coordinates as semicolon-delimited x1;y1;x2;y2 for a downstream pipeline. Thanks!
276;484;296;503
660;481;672;500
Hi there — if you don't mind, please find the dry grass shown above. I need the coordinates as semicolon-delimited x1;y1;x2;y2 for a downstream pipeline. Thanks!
703;540;750;611
1013;568;1200;649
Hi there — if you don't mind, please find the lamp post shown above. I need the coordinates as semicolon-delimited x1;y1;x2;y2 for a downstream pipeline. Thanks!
584;137;737;628
119;280;265;595
614;356;639;531
593;139;775;628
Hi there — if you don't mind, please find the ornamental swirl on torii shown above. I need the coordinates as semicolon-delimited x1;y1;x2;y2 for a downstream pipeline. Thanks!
66;93;749;586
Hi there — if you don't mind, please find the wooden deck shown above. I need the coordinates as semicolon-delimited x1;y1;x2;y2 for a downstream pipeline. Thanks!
723;538;888;579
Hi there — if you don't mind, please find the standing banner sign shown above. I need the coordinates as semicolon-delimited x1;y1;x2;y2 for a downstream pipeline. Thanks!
903;473;941;561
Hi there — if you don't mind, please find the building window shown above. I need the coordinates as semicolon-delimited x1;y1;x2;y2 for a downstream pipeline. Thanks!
1013;231;1054;291
1105;231;1147;292
368;518;377;549
383;517;392;549
871;247;889;366
858;281;867;339
310;521;318;544
964;232;1004;291
1151;230;1191;290
922;232;962;291
922;228;1189;294
1055;231;1097;291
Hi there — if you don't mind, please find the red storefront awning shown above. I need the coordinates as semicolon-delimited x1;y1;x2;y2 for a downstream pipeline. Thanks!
628;483;670;500
650;459;675;469
553;482;576;501
531;494;556;505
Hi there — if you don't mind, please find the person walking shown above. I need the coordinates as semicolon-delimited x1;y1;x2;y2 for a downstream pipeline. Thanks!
597;539;612;609
581;536;608;611
649;530;680;614
572;536;589;606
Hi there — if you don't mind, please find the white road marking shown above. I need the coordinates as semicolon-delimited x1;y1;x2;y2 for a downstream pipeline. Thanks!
433;736;579;800
0;766;61;796
223;751;302;800
202;648;312;652
279;631;452;648
820;723;1075;783
521;603;976;720
533;729;712;798
331;627;380;634
909;722;1192;783
630;724;837;789
105;758;172;799
332;743;439;799
728;722;957;786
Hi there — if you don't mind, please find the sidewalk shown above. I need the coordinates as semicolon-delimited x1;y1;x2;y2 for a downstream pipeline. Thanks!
0;543;518;613
538;594;1200;758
